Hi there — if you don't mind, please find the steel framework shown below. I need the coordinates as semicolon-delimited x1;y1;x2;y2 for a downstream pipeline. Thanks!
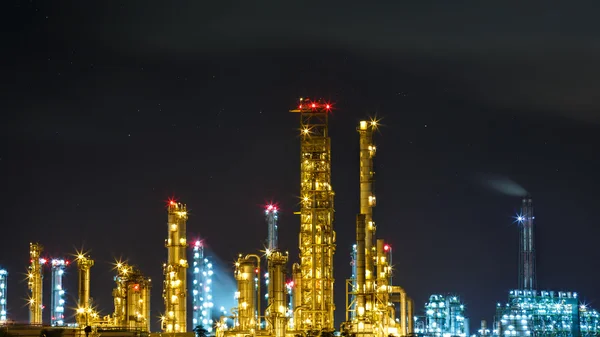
290;98;336;331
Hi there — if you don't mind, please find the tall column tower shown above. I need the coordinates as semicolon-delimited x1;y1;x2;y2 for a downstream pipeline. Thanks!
290;98;336;331
0;268;8;323
191;240;213;332
28;242;45;325
266;204;279;252
162;201;188;333
357;120;377;298
518;196;536;290
76;253;94;326
50;259;67;326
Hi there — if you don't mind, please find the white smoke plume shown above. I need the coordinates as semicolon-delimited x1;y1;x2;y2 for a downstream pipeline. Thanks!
204;248;238;318
477;173;528;197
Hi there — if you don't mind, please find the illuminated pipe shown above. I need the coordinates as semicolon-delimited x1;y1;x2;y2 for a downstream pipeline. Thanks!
50;259;67;326
28;242;44;325
163;201;188;333
355;214;366;318
358;120;376;291
350;244;357;320
0;269;7;323
407;297;414;334
76;253;94;326
291;263;302;328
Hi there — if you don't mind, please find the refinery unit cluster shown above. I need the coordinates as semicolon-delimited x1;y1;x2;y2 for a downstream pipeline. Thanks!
0;98;599;337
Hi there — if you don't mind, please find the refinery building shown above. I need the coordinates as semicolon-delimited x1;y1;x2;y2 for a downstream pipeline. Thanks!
0;99;599;337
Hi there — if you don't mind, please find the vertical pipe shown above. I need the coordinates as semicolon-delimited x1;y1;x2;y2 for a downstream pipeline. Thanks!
407;297;414;334
355;214;366;318
400;289;407;336
292;263;302;328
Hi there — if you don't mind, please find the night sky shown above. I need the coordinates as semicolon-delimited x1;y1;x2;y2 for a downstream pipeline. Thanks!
2;0;600;333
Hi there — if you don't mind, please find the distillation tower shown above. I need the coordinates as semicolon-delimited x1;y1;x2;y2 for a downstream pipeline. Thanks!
264;205;279;309
112;262;151;331
343;120;413;337
76;252;95;326
162;201;188;333
192;240;214;332
264;205;289;337
0;268;7;323
290;98;336;332
219;253;261;336
28;242;45;325
50;259;68;326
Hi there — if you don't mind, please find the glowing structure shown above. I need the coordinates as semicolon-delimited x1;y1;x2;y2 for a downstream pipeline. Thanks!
0;268;7;323
478;320;491;337
289;98;336;332
417;294;468;337
263;205;289;337
50;259;68;326
343;120;413;337
76;252;95;326
264;204;280;313
266;205;279;252
234;254;261;332
112;262;151;331
517;196;536;290
493;197;600;337
192;240;214;332
350;244;358;320
494;290;600;337
162;201;188;333
358;120;376;295
28;242;45;325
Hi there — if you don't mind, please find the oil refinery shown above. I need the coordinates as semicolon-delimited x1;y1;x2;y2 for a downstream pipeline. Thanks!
0;98;598;337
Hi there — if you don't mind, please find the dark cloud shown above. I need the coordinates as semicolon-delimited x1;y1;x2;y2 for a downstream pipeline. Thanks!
43;1;599;124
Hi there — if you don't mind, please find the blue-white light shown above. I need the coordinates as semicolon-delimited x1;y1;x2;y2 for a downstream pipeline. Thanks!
192;241;214;332
0;268;7;323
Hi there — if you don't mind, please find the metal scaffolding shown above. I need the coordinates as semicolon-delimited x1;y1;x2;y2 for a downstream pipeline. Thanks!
290;98;336;332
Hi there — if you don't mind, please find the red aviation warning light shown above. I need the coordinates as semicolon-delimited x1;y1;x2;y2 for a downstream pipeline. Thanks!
384;244;390;252
291;98;333;112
